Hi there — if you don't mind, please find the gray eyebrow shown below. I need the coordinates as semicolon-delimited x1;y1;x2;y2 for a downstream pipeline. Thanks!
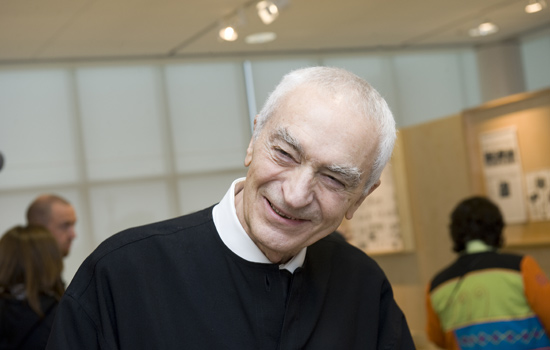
326;164;363;189
274;127;363;188
275;127;303;155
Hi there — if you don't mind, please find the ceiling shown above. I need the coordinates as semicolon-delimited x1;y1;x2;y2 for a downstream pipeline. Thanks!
1;0;549;64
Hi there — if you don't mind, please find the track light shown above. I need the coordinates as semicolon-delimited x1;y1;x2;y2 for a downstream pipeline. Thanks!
525;0;546;13
218;8;246;42
245;32;277;44
219;26;238;41
257;1;279;25
468;21;499;37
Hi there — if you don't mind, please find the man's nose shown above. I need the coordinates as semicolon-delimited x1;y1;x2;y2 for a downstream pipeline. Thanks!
69;226;76;239
283;168;315;208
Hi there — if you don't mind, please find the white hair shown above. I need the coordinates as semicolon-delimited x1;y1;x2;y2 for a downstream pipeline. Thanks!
254;66;396;194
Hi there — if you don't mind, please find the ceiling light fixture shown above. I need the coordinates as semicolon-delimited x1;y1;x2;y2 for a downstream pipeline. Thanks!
218;8;246;42
219;26;238;41
245;32;277;44
468;21;499;37
257;0;279;25
525;0;546;13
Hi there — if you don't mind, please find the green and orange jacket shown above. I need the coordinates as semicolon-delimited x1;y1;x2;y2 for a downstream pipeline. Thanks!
426;242;550;350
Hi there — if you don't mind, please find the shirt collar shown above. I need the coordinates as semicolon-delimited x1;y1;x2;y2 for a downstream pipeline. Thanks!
212;178;306;273
465;239;495;254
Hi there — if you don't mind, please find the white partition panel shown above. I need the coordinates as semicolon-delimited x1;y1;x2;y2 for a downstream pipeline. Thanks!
0;191;44;234
178;169;248;215
249;59;318;117
392;51;467;127
0;70;78;189
456;50;482;110
89;180;172;245
76;66;167;181
165;62;250;174
521;29;550;92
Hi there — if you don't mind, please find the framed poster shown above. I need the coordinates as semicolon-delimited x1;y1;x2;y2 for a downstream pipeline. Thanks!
525;169;550;221
479;127;527;224
338;136;415;255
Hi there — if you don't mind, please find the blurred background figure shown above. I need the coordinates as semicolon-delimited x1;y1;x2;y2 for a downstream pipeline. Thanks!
26;194;77;258
0;225;65;349
425;196;550;349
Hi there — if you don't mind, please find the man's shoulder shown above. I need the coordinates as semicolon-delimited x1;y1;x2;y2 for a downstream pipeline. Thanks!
69;206;216;290
429;251;525;292
94;205;215;257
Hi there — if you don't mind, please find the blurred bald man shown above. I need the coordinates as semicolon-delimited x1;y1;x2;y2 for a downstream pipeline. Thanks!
27;194;77;257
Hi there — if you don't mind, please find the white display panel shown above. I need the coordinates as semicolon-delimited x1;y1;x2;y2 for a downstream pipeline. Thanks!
88;180;173;245
165;62;250;174
76;66;167;181
456;50;482;109
392;51;467;127
521;29;550;92
525;169;550;221
0;191;45;234
0;69;78;189
178;169;248;215
339;166;404;254
479;127;527;224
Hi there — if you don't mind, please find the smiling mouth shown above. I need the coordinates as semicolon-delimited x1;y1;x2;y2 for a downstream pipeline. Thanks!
269;201;299;220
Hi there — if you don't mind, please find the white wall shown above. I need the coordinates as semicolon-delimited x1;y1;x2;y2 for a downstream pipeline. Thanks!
520;27;550;92
0;30;549;283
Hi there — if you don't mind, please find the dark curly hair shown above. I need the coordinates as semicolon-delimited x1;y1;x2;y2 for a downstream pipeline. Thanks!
449;196;504;253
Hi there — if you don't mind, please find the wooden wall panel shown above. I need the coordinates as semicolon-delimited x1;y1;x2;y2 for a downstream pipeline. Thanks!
463;88;550;246
374;114;472;349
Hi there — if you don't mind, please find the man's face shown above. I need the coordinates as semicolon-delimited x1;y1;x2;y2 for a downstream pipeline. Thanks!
237;86;380;263
45;202;77;257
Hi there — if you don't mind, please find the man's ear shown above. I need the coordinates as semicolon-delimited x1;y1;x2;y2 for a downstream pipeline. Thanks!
245;115;259;167
345;180;381;220
244;138;254;167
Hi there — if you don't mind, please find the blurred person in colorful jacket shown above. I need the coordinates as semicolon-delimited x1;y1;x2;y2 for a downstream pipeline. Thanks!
426;196;550;350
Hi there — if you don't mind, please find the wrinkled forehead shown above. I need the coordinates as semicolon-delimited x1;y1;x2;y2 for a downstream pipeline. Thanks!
267;86;378;164
282;84;370;125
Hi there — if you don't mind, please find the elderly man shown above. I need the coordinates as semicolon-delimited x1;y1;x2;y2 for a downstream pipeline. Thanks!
27;194;77;257
47;67;414;349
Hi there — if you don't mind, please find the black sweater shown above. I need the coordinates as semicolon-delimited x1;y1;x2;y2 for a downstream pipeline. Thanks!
1;293;58;349
47;206;414;349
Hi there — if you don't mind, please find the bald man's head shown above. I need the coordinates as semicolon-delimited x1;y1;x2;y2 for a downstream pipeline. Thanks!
27;194;77;257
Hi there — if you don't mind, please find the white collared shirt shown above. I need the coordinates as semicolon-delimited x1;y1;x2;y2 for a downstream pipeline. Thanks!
212;178;306;273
